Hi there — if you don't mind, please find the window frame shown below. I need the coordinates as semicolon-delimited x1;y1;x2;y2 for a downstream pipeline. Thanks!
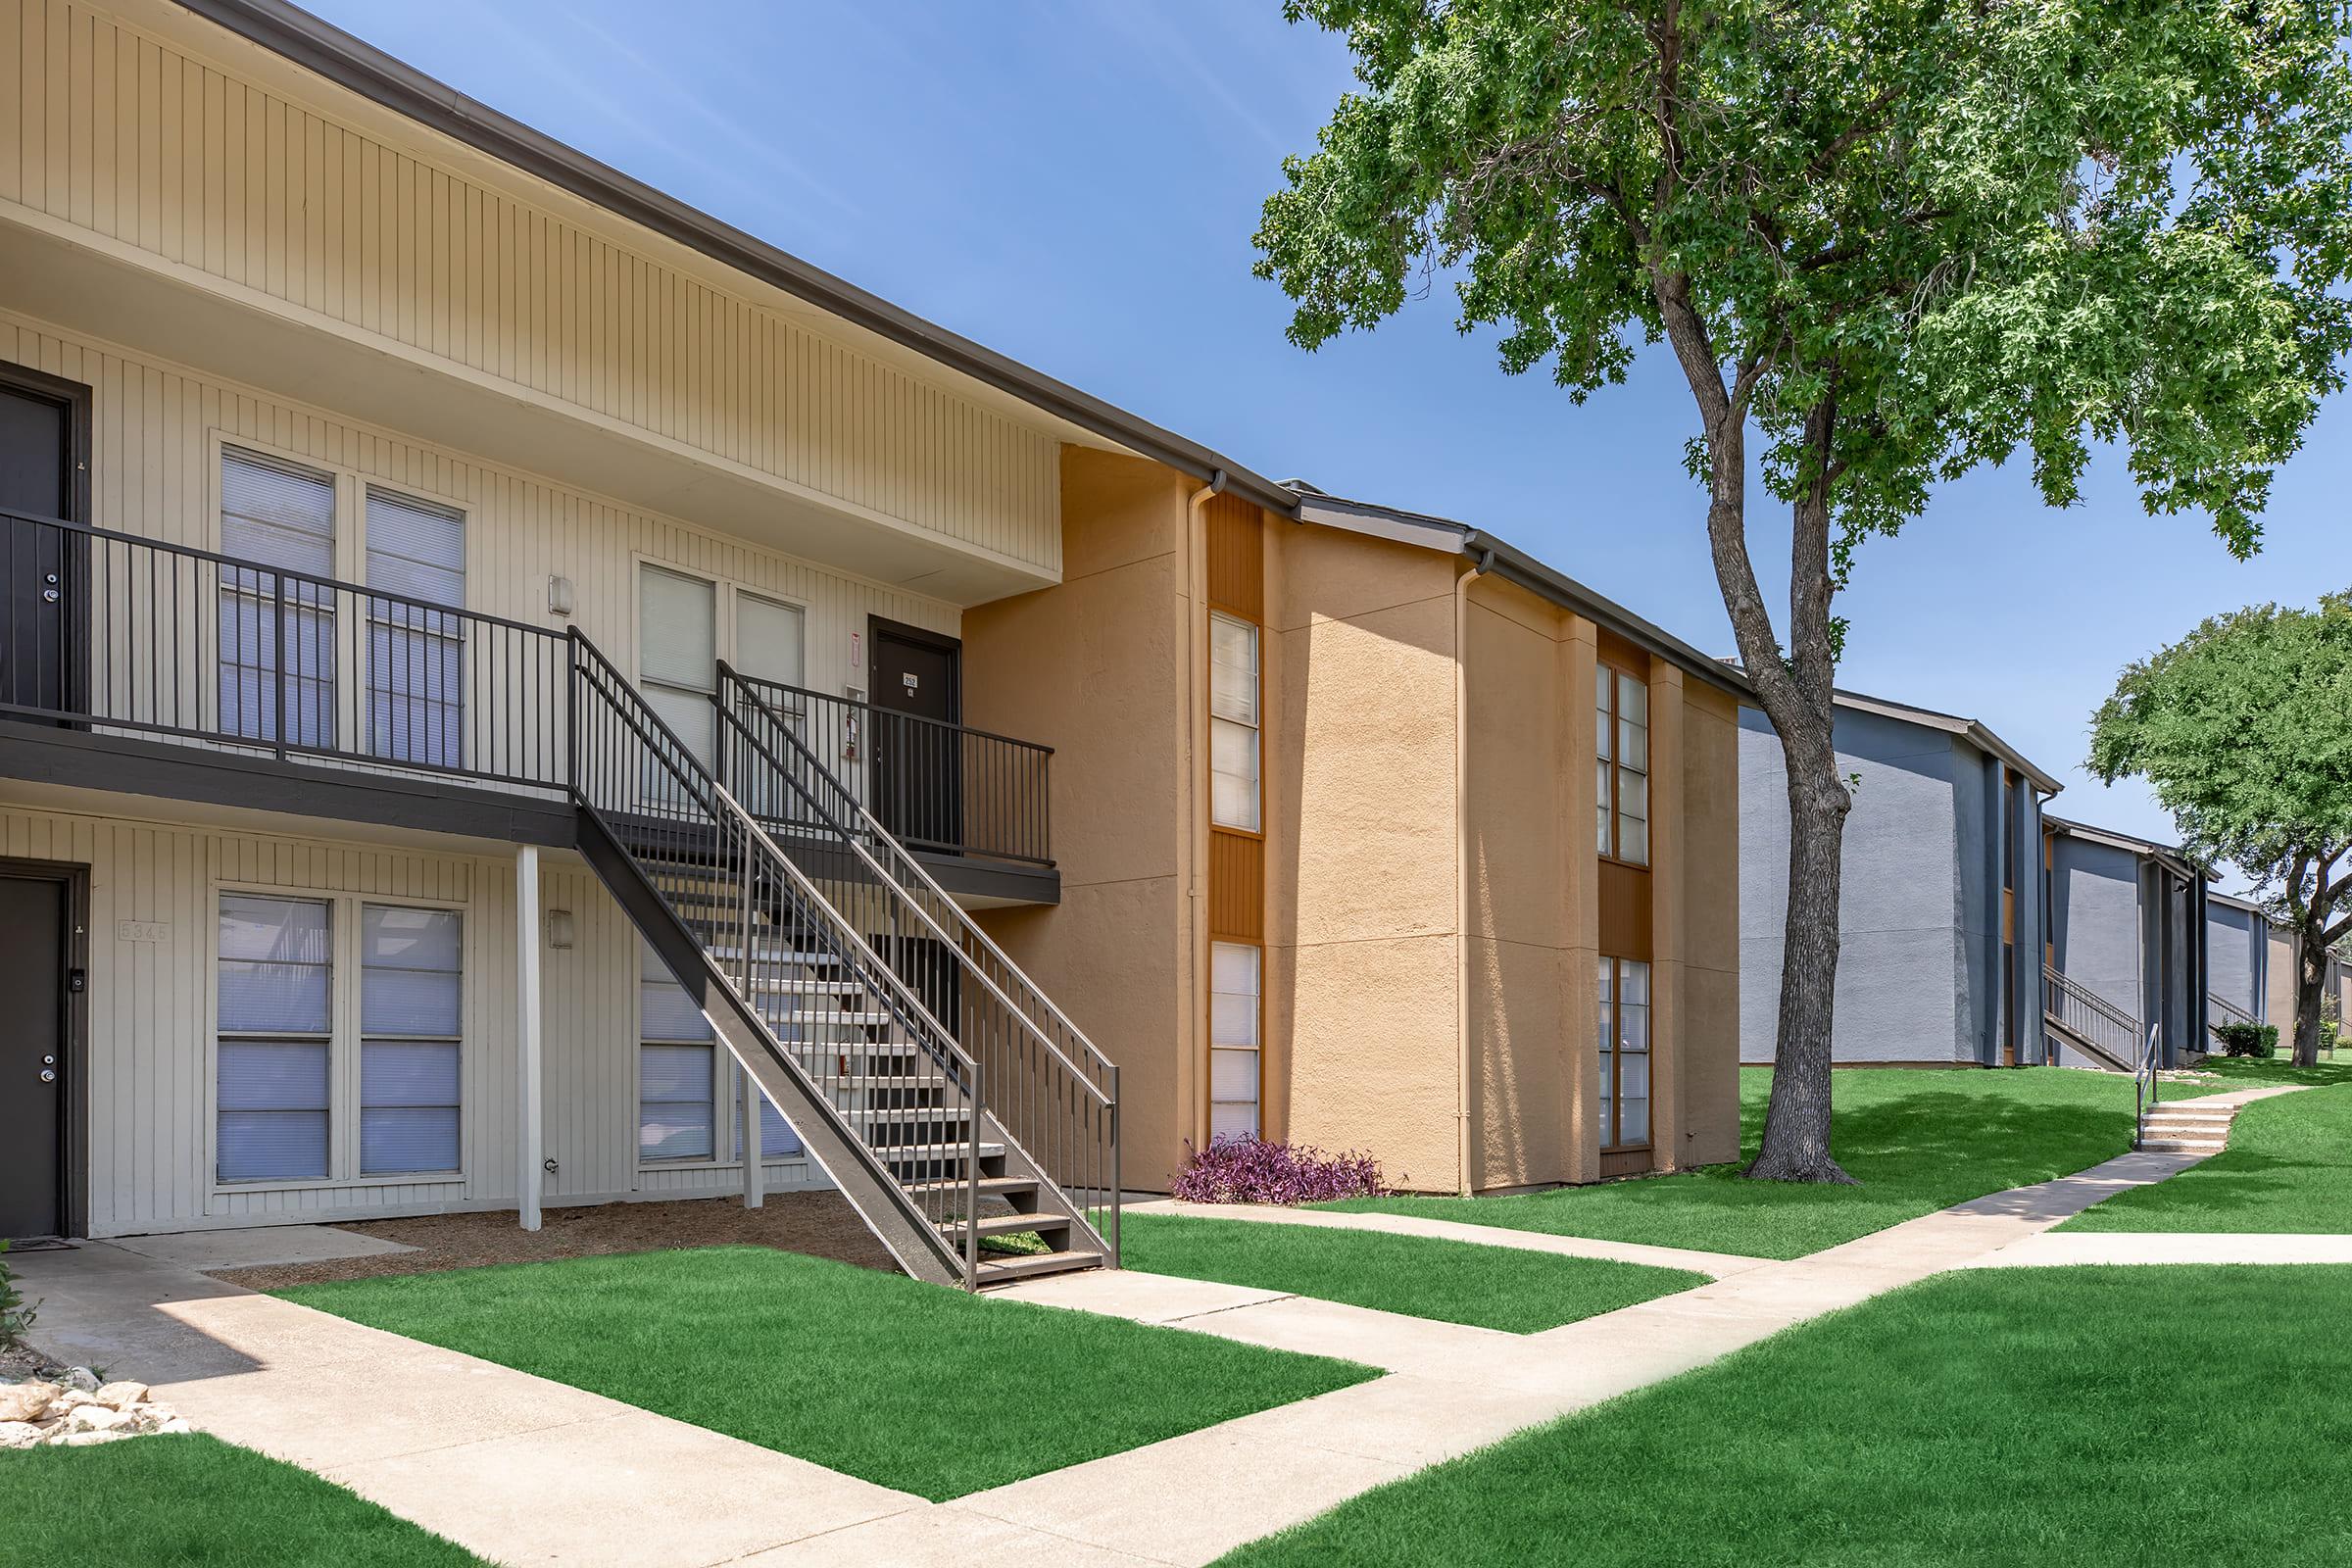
1208;939;1263;1144
209;882;471;1194
1595;954;1654;1153
1207;610;1263;836
363;483;470;771
1595;657;1651;868
356;902;466;1178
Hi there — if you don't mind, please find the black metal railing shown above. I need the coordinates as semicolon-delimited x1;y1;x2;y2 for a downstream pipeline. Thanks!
0;506;570;792
2043;963;2142;1071
720;667;1052;867
721;665;1117;1261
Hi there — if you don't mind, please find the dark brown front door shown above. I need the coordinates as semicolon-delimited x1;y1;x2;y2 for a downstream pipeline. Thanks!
869;620;961;852
0;374;81;717
0;873;69;1239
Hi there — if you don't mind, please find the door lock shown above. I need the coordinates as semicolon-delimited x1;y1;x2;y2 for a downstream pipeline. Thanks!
37;1069;55;1083
41;589;58;604
40;1054;54;1066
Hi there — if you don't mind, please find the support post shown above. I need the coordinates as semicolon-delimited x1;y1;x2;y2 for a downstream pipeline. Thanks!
516;844;544;1232
741;1064;764;1209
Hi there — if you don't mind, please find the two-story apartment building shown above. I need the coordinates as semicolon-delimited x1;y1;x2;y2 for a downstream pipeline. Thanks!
0;0;1746;1283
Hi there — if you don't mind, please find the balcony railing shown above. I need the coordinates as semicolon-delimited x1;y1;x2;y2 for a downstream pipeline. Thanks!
0;508;1054;868
717;663;1052;868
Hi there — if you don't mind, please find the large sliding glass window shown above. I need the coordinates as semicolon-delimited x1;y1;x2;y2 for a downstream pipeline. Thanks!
1595;663;1649;865
1596;956;1652;1150
359;905;463;1174
1209;612;1261;832
220;450;337;749
639;943;716;1162
217;895;334;1182
366;488;466;768
1209;941;1262;1144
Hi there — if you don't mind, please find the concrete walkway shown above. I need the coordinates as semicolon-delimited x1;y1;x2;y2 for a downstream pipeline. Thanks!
1123;1199;1771;1277
1965;1232;2352;1267
17;1121;2278;1568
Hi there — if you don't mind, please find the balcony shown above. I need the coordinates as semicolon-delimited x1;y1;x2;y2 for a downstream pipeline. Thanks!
0;507;1056;905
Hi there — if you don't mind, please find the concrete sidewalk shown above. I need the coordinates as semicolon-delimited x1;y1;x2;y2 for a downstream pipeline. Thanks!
1122;1199;1771;1277
1965;1232;2352;1267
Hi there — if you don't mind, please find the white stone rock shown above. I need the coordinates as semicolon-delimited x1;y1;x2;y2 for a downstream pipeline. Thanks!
156;1417;192;1436
59;1428;130;1446
93;1380;149;1411
0;1381;58;1423
50;1389;95;1412
0;1420;41;1449
62;1366;100;1393
66;1403;131;1433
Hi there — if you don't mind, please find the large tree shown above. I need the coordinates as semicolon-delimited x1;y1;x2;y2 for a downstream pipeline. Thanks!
2089;594;2352;1067
1254;0;2352;1178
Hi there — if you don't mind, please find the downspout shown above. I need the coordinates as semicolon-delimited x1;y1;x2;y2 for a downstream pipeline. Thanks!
1186;468;1227;1155
1453;549;1493;1196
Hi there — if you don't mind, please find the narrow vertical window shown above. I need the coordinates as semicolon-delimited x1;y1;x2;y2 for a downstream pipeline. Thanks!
359;905;463;1174
220;449;337;749
639;942;715;1161
1596;956;1652;1150
1209;941;1261;1143
217;895;333;1182
744;1069;805;1160
1596;662;1649;865
1209;612;1260;832
638;564;717;776
366;488;466;768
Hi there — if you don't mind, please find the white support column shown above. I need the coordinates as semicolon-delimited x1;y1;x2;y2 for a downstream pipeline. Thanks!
515;844;544;1232
741;1065;765;1210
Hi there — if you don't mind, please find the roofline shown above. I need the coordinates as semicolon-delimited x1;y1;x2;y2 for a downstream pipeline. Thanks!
2207;889;2266;917
171;0;1301;520
2045;813;2205;880
1292;492;1755;700
1829;691;2065;794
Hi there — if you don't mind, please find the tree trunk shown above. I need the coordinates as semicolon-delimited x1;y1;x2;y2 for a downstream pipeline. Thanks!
1746;726;1858;1182
2292;924;2328;1068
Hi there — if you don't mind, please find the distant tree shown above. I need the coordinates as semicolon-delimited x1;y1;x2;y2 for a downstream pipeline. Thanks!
2090;594;2352;1067
1253;0;2352;1178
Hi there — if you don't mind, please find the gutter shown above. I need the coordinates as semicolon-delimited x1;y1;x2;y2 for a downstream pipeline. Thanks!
171;0;1301;519
1452;551;1493;1196
1186;470;1228;1155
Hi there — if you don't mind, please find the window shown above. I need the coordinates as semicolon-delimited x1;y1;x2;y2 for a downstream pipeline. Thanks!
1209;612;1260;832
638;564;717;772
742;1068;806;1160
360;906;463;1174
1209;941;1261;1143
1596;956;1651;1150
1595;663;1649;865
640;942;716;1161
217;895;333;1182
220;449;337;749
732;591;808;819
366;488;466;768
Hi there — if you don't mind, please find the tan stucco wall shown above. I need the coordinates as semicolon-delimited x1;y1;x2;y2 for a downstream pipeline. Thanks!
1265;523;1464;1193
963;449;1197;1186
1674;678;1743;1166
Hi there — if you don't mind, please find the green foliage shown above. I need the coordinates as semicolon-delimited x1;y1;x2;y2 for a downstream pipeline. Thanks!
1257;0;2352;559
2212;1021;2280;1057
2087;593;2352;960
0;1240;36;1348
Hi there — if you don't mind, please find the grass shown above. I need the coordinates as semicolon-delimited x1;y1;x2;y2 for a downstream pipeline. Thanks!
0;1433;487;1565
1324;1066;2137;1260
2180;1054;2352;1091
2065;1083;2352;1233
1217;1267;2352;1567
279;1246;1375;1501
1116;1214;1705;1333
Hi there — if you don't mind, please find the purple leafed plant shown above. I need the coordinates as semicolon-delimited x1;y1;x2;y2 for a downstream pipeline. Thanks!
1170;1137;1387;1204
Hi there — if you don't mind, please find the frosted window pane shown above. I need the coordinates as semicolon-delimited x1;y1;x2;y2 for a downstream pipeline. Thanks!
644;681;715;772
1620;770;1649;822
759;1095;804;1158
641;978;714;1042
220;895;331;962
218;1110;328;1182
221;450;334;575
1209;614;1258;725
1211;1048;1259;1102
1210;1101;1259;1144
639;566;715;689
1619;1098;1650;1145
360;968;460;1037
641;1042;714;1162
218;962;331;1033
1618;1052;1651;1099
364;906;462;971
1619;715;1647;773
1619;816;1649;865
1211;718;1259;830
640;1044;714;1101
217;1040;328;1110
1620;961;1650;1005
1212;943;1260;997
218;1037;328;1183
362;1106;460;1174
1617;674;1647;725
1594;665;1611;708
1597;956;1613;1001
737;594;806;689
639;1104;714;1161
1620;1004;1651;1051
362;1040;460;1107
366;489;465;606
1211;991;1259;1049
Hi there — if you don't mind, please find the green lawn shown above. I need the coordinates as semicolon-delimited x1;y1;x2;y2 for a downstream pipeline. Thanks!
1218;1267;2352;1567
2065;1083;2352;1232
1117;1214;1705;1333
280;1246;1374;1500
1324;1067;2137;1260
2180;1055;2352;1091
0;1433;487;1566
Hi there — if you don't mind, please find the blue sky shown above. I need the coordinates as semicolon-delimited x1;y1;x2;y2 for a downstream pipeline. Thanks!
310;0;2349;882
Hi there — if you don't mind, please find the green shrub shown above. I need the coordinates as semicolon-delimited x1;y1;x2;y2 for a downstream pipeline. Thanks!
0;1241;37;1348
2213;1021;2279;1057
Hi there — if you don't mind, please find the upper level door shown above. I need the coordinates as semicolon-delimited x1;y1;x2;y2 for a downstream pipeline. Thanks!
0;371;83;718
869;619;960;853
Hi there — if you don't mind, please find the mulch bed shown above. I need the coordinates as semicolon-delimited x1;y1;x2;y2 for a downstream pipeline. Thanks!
213;1191;901;1292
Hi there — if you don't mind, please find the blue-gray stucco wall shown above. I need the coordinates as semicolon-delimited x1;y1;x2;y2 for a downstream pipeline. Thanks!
1741;707;1993;1063
2206;904;2265;1022
2049;837;2143;1024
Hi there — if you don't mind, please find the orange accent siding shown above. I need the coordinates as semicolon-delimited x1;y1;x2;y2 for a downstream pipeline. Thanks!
1209;830;1265;942
1204;494;1264;619
1598;858;1653;960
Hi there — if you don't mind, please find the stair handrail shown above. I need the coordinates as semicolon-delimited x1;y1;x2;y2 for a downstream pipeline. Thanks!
2208;992;2258;1030
720;664;1118;1262
2132;1018;2162;1150
2044;963;2143;1069
568;633;984;1283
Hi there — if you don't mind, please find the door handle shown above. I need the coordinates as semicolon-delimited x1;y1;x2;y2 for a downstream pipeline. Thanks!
37;1069;56;1083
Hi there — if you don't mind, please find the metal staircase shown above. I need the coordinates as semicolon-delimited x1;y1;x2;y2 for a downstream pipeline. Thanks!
569;635;1115;1289
2042;963;2142;1074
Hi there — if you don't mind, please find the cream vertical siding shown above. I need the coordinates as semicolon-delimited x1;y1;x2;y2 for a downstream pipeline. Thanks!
0;309;959;696
0;802;821;1237
0;0;1060;573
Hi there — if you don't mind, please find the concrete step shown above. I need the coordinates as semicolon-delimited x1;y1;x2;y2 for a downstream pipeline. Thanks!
942;1211;1075;1241
2140;1137;2229;1152
975;1249;1105;1285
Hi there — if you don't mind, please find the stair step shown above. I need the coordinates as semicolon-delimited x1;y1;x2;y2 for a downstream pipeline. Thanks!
851;1106;973;1126
905;1174;1040;1202
941;1211;1074;1240
975;1249;1105;1285
877;1141;1005;1162
757;1009;898;1029
697;943;848;968
2140;1138;2229;1152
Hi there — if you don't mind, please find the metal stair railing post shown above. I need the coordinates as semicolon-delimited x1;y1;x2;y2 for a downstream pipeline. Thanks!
564;631;987;1286
2133;1019;2162;1150
2044;964;2142;1071
719;664;1119;1263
